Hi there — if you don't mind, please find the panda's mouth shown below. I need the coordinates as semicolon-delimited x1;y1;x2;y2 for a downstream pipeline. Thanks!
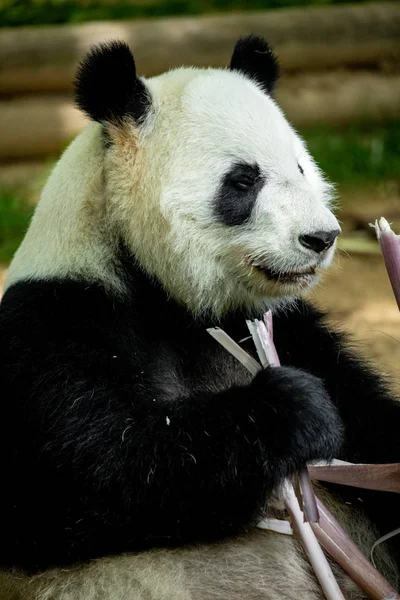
253;264;317;284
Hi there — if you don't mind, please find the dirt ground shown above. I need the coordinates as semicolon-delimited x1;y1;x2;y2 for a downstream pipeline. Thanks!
1;249;399;388
312;252;400;387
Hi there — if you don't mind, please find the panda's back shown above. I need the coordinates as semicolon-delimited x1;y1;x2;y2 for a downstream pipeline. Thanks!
0;525;382;600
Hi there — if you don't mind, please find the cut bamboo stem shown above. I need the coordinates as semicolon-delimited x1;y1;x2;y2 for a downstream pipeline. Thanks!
308;463;400;494
206;327;260;376
299;468;320;523
283;484;346;600
311;499;400;600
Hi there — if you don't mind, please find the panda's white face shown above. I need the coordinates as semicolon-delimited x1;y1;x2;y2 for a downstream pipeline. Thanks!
6;38;340;318
106;67;339;316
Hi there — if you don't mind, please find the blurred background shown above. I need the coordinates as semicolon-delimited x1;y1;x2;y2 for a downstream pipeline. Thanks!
0;0;399;374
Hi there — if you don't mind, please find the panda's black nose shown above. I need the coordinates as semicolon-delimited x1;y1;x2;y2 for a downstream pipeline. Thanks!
299;229;340;254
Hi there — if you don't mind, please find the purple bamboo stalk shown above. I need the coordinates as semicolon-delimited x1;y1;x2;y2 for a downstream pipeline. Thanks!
299;468;320;523
284;484;346;600
308;462;400;494
311;499;400;600
374;217;400;310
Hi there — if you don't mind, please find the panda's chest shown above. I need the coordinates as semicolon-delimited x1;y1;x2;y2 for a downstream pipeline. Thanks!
140;325;255;402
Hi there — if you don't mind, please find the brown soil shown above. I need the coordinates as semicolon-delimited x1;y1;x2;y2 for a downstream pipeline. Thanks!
312;252;400;388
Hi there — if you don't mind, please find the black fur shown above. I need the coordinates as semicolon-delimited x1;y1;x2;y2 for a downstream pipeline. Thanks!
215;162;265;226
1;260;399;572
75;41;151;124
230;35;280;95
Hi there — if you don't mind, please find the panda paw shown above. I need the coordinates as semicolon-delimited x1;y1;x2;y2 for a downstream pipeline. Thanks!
250;366;343;476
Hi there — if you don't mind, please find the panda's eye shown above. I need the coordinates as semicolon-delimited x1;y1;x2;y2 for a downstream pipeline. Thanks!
227;164;260;192
232;176;257;191
298;163;304;175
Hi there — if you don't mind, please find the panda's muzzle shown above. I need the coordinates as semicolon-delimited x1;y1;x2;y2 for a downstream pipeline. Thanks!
250;229;339;285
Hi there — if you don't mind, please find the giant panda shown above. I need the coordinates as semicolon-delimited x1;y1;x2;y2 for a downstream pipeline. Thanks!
0;36;399;600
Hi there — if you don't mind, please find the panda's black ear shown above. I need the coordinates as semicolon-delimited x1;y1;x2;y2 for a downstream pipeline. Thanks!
75;41;151;124
230;35;280;95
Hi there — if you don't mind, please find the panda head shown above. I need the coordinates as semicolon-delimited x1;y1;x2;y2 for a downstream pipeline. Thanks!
9;37;340;318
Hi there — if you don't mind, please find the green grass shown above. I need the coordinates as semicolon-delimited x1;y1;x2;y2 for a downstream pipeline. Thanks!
302;120;400;188
0;0;373;28
0;120;398;264
0;191;34;264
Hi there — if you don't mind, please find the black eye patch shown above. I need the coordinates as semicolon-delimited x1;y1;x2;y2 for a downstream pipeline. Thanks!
214;163;265;226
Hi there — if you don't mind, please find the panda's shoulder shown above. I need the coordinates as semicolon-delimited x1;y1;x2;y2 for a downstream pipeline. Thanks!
1;279;111;323
0;278;135;357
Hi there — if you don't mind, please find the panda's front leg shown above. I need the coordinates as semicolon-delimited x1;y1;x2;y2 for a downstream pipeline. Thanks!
8;357;343;569
273;300;400;466
73;364;343;534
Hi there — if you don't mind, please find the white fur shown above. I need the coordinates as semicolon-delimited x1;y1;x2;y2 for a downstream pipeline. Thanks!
6;67;339;317
5;123;125;292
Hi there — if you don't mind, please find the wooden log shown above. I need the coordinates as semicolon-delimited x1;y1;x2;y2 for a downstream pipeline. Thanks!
277;70;400;127
0;2;399;95
1;70;399;161
0;95;88;160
